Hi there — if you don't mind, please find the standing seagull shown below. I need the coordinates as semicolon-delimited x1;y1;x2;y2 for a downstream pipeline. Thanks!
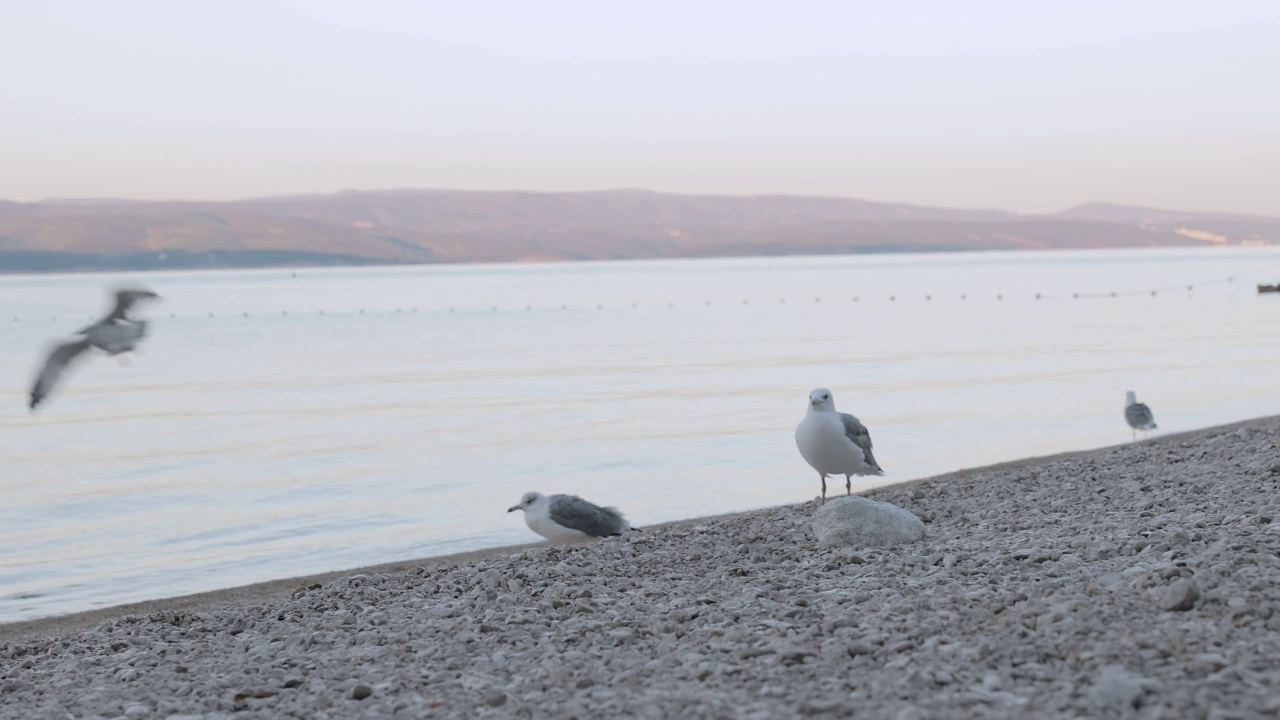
507;491;635;544
795;388;884;503
28;286;161;411
1124;391;1158;440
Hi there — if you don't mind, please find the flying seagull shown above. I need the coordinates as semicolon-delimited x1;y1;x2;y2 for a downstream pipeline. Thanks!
29;286;161;411
507;491;635;543
794;387;884;503
1124;391;1157;440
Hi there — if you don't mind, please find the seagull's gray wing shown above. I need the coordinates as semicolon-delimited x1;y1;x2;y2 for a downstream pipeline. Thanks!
841;412;884;472
1125;403;1156;429
103;287;159;322
29;337;94;410
547;494;629;537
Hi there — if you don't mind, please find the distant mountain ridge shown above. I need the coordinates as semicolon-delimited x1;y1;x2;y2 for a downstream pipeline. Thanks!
1;189;1275;272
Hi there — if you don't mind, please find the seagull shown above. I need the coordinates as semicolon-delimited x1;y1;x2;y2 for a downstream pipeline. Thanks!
28;286;161;411
794;387;884;503
1124;391;1157;440
507;491;636;544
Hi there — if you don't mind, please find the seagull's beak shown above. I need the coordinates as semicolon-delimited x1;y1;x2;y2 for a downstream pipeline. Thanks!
810;399;821;407
507;505;520;513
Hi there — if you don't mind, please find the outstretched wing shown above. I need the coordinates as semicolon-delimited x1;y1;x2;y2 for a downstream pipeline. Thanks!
29;338;94;410
103;287;160;322
547;494;629;537
841;412;884;473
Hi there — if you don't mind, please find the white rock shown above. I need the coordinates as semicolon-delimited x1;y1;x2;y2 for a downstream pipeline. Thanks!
1092;665;1146;711
811;496;926;549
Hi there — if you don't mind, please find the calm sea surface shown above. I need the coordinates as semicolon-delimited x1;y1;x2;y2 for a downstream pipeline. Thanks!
1;247;1278;623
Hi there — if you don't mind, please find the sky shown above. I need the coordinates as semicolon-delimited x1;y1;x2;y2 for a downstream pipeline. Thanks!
2;1;1278;214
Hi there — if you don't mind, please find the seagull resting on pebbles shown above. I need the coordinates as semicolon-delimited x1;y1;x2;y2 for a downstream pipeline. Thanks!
507;491;636;544
794;387;884;503
29;286;161;411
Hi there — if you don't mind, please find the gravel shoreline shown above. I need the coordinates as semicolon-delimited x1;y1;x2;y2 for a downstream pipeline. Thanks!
4;416;1280;719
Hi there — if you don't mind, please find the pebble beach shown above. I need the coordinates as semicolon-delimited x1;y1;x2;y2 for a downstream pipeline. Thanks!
3;416;1280;719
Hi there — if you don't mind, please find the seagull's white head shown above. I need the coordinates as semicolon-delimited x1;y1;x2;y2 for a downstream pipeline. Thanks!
808;388;836;412
1125;390;1137;406
508;491;545;513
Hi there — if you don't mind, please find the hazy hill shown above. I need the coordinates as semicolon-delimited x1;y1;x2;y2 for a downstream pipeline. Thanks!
1;190;1275;271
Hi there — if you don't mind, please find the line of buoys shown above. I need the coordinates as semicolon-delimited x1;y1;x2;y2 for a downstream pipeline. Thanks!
12;289;1217;324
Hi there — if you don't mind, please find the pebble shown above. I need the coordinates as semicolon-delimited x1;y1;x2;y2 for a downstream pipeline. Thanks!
1161;578;1201;611
351;684;373;700
1092;665;1146;711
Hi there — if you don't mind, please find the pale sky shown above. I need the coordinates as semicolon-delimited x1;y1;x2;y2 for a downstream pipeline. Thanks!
2;1;1278;214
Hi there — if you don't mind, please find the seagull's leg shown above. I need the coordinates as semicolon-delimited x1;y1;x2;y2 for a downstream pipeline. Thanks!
845;474;852;495
820;474;827;504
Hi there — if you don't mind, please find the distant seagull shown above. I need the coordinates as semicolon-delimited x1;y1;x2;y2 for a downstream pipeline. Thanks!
507;491;635;544
795;388;884;503
1124;391;1158;440
28;286;161;411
